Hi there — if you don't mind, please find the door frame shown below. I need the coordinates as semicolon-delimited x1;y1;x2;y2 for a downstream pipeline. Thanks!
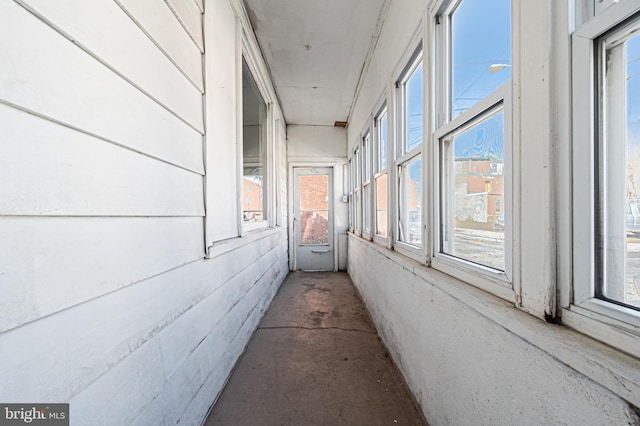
288;162;338;271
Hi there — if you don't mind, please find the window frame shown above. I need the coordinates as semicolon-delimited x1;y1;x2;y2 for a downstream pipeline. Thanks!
568;0;640;358
240;48;275;233
373;101;390;245
348;156;354;232
430;0;514;299
432;85;513;296
362;128;373;240
353;146;362;236
393;44;426;261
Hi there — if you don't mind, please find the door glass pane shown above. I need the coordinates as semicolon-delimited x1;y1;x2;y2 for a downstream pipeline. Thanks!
376;173;388;237
600;27;640;308
399;157;422;246
441;110;505;271
452;0;511;118
299;175;329;245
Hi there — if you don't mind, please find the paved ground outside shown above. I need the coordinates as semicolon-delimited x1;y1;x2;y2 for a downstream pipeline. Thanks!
205;272;427;426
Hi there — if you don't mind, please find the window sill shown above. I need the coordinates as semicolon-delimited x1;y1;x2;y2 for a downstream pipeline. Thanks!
349;235;640;408
563;302;640;361
393;240;425;264
431;254;513;302
206;226;283;259
243;220;269;233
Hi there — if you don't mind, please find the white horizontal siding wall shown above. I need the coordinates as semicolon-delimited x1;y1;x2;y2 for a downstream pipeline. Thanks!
0;0;288;425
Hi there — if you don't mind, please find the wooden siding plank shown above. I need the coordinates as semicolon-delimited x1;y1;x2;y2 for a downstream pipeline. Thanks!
79;243;287;426
204;0;240;243
18;0;204;131
0;217;204;333
0;104;204;217
194;0;204;14
166;0;204;52
0;230;286;410
115;0;204;91
0;2;203;174
173;254;288;426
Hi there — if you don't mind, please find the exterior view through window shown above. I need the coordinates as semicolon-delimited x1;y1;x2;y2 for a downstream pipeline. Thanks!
441;108;505;270
242;59;266;222
397;51;424;249
439;0;510;271
599;21;640;309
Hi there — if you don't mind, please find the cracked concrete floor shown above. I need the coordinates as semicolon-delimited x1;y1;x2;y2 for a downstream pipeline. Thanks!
205;272;427;426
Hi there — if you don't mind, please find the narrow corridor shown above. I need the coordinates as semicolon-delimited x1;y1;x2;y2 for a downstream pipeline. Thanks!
205;272;427;425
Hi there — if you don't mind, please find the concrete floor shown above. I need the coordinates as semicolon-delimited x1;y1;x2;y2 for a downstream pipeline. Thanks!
205;272;427;426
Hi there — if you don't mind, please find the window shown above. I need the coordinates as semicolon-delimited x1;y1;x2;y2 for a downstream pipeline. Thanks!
570;2;640;357
395;47;424;253
348;158;354;232
449;0;511;118
597;18;640;310
433;0;512;284
362;130;372;237
242;58;267;224
399;156;422;246
375;105;389;239
439;107;506;271
354;147;361;234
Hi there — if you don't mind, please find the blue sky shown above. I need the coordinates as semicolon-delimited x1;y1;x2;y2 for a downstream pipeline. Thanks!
407;62;423;150
452;0;511;117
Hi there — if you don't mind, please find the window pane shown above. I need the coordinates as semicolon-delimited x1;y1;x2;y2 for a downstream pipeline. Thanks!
348;159;353;230
399;157;422;246
376;174;388;237
405;61;423;152
354;149;361;231
363;184;371;233
362;133;371;181
441;110;505;270
452;0;511;118
299;175;329;245
379;112;388;170
600;28;640;309
242;59;266;222
355;190;361;232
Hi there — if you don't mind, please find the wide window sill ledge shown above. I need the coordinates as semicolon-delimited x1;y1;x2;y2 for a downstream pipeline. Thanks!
348;235;640;408
206;226;284;259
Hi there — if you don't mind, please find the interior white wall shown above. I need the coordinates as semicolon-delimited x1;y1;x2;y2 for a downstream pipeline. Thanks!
349;239;637;425
287;125;348;270
346;0;640;424
0;0;288;424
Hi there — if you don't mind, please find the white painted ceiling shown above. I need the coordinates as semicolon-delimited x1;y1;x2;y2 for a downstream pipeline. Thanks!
244;0;386;126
